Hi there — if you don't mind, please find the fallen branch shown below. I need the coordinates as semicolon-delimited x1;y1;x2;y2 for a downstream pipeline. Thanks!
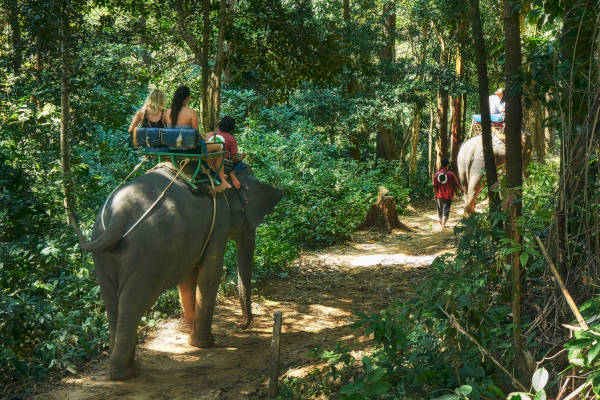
536;238;589;330
562;381;591;400
437;306;528;392
556;377;571;400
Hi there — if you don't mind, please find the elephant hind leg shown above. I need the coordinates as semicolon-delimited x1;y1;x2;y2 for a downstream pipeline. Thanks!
96;266;118;353
109;272;165;380
466;180;484;214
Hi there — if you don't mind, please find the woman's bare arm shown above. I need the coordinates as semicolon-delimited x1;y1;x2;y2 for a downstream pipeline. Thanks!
128;109;143;133
191;109;199;130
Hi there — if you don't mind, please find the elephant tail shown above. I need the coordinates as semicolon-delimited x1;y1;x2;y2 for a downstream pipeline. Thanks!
69;212;126;253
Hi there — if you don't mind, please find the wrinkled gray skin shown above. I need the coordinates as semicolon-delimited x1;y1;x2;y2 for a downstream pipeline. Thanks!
71;166;282;381
457;132;532;213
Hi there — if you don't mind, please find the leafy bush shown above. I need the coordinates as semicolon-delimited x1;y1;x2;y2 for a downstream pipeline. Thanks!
276;161;560;399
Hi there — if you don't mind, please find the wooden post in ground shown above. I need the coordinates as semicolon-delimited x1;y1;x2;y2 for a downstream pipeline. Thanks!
269;311;282;399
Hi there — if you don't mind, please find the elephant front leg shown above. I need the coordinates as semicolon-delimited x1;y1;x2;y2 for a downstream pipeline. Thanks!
188;255;224;348
177;268;199;334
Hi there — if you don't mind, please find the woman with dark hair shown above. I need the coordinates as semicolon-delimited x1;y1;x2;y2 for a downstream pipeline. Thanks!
165;86;230;191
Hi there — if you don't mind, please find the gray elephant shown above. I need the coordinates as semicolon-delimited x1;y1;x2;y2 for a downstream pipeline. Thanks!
457;131;532;213
71;166;282;381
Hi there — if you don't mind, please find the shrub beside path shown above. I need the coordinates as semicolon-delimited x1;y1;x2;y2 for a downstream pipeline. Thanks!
38;199;462;400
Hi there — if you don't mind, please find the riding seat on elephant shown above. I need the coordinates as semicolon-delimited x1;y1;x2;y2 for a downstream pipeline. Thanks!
457;128;532;214
71;162;283;381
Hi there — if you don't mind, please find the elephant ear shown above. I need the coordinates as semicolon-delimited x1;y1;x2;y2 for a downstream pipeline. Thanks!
237;175;284;229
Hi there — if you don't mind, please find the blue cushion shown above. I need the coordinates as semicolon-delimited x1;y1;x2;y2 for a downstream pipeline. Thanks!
134;128;201;150
471;114;504;123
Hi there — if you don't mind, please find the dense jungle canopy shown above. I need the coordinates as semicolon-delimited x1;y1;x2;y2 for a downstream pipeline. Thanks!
1;0;600;398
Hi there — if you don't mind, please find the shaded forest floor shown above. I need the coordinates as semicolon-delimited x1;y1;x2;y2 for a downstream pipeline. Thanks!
35;199;465;400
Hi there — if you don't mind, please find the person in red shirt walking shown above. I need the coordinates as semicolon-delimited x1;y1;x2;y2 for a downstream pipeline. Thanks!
433;158;462;230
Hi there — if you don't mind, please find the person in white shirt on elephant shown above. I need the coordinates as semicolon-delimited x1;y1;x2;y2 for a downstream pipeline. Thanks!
489;88;505;115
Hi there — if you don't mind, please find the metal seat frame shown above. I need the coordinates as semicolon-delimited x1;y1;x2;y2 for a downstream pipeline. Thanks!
139;141;227;189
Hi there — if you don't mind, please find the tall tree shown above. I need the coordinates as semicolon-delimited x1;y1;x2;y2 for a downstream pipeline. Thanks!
200;0;210;133
344;0;361;162
376;0;397;161
174;0;227;133
207;0;227;131
7;0;21;74
60;0;75;214
408;21;428;174
450;20;466;176
468;0;499;211
432;21;450;170
503;0;525;382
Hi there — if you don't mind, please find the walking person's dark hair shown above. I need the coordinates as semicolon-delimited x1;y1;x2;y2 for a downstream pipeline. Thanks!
441;157;449;167
170;86;191;126
219;116;236;132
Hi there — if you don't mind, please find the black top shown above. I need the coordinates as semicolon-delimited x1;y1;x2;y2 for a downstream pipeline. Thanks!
141;110;165;128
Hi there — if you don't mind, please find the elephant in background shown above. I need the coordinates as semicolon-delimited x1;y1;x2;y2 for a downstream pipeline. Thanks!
457;131;532;213
71;166;282;380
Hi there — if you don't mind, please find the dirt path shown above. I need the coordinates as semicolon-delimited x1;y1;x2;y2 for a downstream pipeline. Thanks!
36;200;462;400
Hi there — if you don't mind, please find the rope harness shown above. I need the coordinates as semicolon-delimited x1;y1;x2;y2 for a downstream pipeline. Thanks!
101;157;148;230
99;158;218;261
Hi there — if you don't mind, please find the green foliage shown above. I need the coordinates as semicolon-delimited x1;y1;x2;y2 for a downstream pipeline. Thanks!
560;300;600;397
278;161;559;399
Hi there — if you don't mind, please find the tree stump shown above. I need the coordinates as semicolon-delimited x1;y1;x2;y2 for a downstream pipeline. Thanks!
357;186;413;232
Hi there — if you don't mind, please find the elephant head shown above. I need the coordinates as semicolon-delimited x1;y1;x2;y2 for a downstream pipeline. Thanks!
225;167;283;329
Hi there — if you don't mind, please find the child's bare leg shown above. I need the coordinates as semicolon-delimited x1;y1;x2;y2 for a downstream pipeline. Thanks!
205;143;230;191
230;171;241;189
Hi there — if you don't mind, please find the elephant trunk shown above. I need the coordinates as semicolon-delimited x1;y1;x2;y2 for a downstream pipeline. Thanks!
236;228;256;330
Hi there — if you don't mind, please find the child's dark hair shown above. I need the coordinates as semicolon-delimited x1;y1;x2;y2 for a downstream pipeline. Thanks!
441;157;449;167
219;116;236;132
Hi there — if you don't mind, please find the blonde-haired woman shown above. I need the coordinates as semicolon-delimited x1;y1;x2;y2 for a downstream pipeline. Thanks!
128;89;167;133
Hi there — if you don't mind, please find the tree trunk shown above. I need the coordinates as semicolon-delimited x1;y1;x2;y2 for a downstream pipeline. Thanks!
462;93;467;142
8;0;21;74
451;20;466;176
357;187;413;231
138;17;149;65
343;0;360;162
377;0;397;162
531;99;544;161
435;92;449;170
61;0;75;214
544;93;556;152
400;119;412;164
224;0;235;82
429;107;434;178
450;92;462;174
468;0;499;211
200;0;211;134
409;106;421;174
208;0;227;132
432;23;449;171
504;0;525;383
175;0;202;64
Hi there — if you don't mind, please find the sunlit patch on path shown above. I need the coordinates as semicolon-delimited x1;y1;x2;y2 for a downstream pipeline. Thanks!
37;199;460;400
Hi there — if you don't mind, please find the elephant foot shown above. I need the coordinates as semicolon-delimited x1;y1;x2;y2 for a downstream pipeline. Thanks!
178;319;193;334
109;363;138;381
188;333;215;348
